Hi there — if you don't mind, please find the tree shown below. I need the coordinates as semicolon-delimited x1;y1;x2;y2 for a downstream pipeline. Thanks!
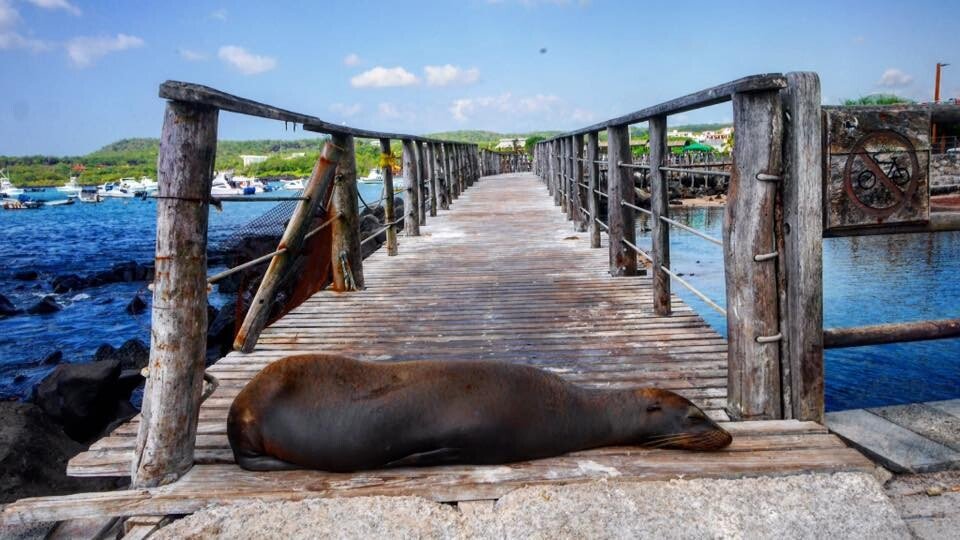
524;135;545;155
842;94;915;106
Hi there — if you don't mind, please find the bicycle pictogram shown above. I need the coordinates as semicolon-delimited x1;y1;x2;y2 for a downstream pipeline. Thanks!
842;130;921;219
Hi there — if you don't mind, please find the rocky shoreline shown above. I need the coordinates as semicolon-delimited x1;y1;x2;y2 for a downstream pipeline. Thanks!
1;197;402;505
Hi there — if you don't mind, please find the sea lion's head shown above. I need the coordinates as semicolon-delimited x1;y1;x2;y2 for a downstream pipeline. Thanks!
631;388;732;451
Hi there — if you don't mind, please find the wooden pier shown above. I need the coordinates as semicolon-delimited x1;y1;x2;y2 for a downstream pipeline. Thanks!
4;172;872;524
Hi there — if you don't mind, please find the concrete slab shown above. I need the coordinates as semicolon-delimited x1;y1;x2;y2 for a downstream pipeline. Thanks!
825;409;960;473
154;473;909;539
869;403;960;452
928;399;960;418
885;470;960;540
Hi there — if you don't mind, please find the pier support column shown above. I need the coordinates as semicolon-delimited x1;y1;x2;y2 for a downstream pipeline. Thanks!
606;124;637;276
380;138;399;256
132;101;217;488
402;139;420;236
331;133;363;291
649;116;672;316
587;132;601;248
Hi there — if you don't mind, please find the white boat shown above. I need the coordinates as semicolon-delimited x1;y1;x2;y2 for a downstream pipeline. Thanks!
79;187;102;203
56;176;83;196
359;169;384;183
139;176;158;193
281;178;306;190
1;169;25;197
97;182;140;198
211;172;253;196
46;197;76;206
232;175;269;194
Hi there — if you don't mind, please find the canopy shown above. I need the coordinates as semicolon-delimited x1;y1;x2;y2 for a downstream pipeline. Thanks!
681;142;715;153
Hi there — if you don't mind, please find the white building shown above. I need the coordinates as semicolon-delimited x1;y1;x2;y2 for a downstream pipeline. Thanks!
240;155;268;167
495;138;526;151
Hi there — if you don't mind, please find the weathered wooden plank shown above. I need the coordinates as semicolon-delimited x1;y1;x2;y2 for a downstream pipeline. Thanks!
724;90;784;420
380;138;398;256
546;74;787;138
606;124;636;276
132;100;218;488
234;143;342;351
780;72;824;422
330;133;363;291
648;116;672;316
586;132;601;248
402;139;420;236
825;409;960;473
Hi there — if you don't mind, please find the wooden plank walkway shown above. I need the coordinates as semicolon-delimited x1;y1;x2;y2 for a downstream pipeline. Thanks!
3;172;872;524
826;399;960;473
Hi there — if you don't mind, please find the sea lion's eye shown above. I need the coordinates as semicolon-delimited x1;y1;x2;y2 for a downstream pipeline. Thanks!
646;404;661;413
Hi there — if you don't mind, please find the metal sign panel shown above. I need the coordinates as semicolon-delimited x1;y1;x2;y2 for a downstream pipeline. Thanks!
823;107;930;232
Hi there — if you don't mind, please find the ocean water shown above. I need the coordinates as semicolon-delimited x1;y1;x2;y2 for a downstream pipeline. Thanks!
633;207;960;411
0;182;387;399
1;195;957;411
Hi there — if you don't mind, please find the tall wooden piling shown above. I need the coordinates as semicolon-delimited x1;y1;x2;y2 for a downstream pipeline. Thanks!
587;132;601;248
649;116;672;315
132;101;218;488
780;72;824;422
402;139;420;236
416;141;427;225
606;124;637;276
331;133;363;291
380;138;398;256
573;134;585;232
443;143;456;204
724;90;784;420
429;143;439;216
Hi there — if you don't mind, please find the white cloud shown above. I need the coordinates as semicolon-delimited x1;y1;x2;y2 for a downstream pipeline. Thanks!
351;66;419;88
878;68;912;88
209;8;227;21
424;64;480;86
329;102;362;117
0;0;51;51
178;48;207;61
26;0;81;16
343;52;360;66
218;45;277;75
66;33;144;67
449;92;593;126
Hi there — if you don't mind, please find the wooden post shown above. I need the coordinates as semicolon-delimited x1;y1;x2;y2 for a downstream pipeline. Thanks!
331;133;363;292
649;116;672;315
444;143;456;203
553;141;562;206
132;101;218;488
560;138;570;216
587;132;601;248
724;89;784;420
781;72;824;422
380;138;399;255
573;134;586;232
606;124;637;276
416;141;427;226
234;143;343;351
437;143;449;211
402;139;420;236
427;143;438;217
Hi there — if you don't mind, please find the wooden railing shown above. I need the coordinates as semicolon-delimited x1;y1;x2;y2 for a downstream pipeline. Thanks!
137;82;480;488
534;73;824;423
535;73;960;426
480;149;532;175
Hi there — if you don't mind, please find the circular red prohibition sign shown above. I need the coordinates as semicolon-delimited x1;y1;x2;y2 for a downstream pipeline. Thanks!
842;130;921;219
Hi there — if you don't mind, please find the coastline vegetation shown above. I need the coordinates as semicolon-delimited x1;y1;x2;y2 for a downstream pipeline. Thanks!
1;126;728;188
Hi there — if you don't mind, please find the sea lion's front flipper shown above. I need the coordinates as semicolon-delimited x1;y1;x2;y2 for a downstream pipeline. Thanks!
385;448;464;468
234;454;301;471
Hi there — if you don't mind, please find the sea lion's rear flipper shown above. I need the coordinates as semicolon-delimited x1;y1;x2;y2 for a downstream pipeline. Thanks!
234;454;301;471
385;448;464;468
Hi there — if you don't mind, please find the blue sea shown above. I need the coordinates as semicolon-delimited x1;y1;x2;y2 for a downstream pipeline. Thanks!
0;182;386;399
1;195;957;411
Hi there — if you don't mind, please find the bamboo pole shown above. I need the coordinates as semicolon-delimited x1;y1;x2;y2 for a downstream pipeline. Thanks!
132;101;218;488
234;142;344;352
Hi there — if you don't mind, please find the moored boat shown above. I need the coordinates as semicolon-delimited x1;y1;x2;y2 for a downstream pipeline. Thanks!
79;187;102;203
56;176;83;196
0;169;25;197
2;196;43;210
281;178;306;190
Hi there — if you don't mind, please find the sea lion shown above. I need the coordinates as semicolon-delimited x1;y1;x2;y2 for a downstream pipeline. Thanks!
227;354;732;472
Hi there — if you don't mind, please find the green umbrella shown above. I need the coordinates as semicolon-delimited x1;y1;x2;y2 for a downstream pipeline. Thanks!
681;142;715;153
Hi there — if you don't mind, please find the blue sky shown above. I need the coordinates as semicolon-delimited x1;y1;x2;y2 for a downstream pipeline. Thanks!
1;0;956;155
